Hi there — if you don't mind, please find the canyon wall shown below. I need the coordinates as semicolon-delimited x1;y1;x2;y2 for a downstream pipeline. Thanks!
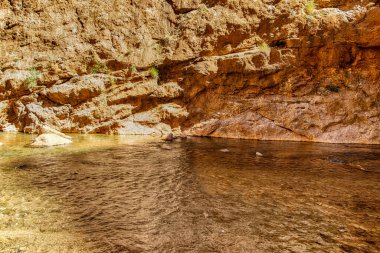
0;0;379;143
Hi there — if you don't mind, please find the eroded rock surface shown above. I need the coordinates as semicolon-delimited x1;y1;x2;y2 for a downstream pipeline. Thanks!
0;0;379;143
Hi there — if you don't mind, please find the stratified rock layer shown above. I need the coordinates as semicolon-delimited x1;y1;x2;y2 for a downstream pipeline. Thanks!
0;0;379;143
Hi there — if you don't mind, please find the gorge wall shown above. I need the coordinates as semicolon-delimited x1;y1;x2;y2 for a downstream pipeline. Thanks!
0;0;379;143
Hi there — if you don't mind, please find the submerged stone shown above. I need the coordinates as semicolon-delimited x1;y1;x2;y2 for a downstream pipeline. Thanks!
160;144;172;150
256;152;263;157
164;133;177;142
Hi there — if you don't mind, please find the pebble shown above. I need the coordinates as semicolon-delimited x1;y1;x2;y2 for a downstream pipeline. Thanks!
220;149;229;152
256;152;263;157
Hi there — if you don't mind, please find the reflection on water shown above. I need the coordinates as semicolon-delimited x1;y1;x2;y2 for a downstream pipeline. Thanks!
0;133;379;253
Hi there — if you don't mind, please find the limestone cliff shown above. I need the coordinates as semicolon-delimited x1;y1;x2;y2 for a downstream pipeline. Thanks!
0;0;379;143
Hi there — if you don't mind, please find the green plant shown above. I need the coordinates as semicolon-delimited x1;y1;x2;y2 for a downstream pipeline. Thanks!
90;62;109;74
326;85;339;92
258;42;271;56
198;4;209;14
109;76;116;86
24;68;41;89
1;208;15;215
306;0;316;15
89;62;117;85
149;67;159;79
130;65;137;73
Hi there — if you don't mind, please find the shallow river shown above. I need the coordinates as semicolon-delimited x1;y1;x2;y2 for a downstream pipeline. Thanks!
0;133;379;253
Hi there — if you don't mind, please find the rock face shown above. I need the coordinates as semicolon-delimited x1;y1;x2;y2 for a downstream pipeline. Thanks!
0;0;379;143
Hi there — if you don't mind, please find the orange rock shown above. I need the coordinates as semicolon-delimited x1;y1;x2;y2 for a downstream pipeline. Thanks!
0;1;378;143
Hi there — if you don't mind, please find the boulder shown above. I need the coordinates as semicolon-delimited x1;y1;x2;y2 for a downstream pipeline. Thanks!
38;125;72;139
45;75;107;106
30;133;72;147
164;133;177;142
2;124;18;132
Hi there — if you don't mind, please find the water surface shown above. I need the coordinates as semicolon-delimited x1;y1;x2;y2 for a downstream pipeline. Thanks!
0;133;379;253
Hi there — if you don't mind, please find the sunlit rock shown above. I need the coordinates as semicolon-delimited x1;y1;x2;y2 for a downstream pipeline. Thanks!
44;75;108;106
2;124;18;132
38;125;72;139
30;133;72;147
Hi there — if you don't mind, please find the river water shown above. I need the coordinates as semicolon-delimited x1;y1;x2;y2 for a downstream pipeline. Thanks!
0;133;379;253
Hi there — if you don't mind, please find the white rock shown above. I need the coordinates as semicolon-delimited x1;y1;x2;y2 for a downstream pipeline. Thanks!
256;152;263;157
2;124;18;132
38;125;72;139
30;133;72;147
